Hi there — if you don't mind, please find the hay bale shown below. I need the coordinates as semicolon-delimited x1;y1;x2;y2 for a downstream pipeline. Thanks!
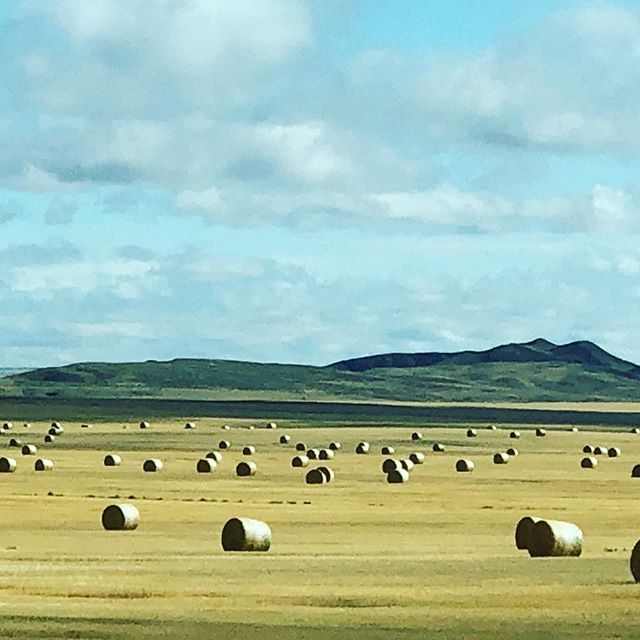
409;452;425;464
329;442;342;451
2;422;12;430
570;427;579;432
493;452;509;465
382;459;402;473
81;423;91;429
381;446;395;455
218;440;231;450
432;443;445;453
279;435;291;444
143;459;163;472
43;434;55;444
527;519;583;557
631;428;640;434
139;421;150;429
506;447;519;456
632;464;640;478
593;446;606;455
630;540;640;581
355;442;370;454
306;448;320;460
386;469;410;483
608;447;621;458
400;458;415;471
242;446;256;456
51;421;62;430
23;423;31;429
21;444;36;456
102;503;139;531
583;444;593;453
581;456;597;468
319;449;334;460
488;425;497;430
248;425;255;430
305;468;326;484
266;422;277;429
411;431;423;441
509;431;521;439
535;428;546;437
515;516;542;550
222;424;231;430
196;458;217;473
466;429;477;438
184;422;196;430
34;458;54;471
0;457;16;472
9;438;21;447
317;466;335;482
291;455;309;468
456;459;475;472
221;517;271;552
295;442;306;452
47;427;61;436
236;461;257;477
104;454;122;467
205;451;222;463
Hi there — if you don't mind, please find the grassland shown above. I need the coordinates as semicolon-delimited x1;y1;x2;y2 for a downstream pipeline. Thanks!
0;416;639;638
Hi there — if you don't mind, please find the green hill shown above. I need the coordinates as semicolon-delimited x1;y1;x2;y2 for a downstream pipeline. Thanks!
2;339;640;402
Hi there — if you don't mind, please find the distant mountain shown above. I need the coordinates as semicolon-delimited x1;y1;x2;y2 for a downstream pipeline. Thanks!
2;339;640;403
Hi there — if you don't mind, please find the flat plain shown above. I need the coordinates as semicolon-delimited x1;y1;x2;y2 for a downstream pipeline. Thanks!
0;418;639;639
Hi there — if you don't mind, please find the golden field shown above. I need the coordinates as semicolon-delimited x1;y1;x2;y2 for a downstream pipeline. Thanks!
0;419;639;638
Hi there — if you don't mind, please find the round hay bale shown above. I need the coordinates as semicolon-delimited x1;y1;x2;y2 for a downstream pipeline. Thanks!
102;503;139;531
51;421;62;430
317;466;334;482
535;428;546;437
205;451;222;463
329;442;342;451
305;468;326;484
266;422;277;429
104;454;122;467
23;423;31;429
196;458;216;473
631;464;640;478
630;540;640;581
34;458;54;471
47;427;61;436
581;456;597;468
593;446;606;455
506;447;519;456
44;434;55;444
2;422;12;430
236;461;257;477
411;431;423;441
382;459;402;474
222;424;231;430
184;422;196;430
466;429;477;438
608;447;621;458
355;442;370;454
527;519;583;557
386;469;410;483
493;452;509;465
432;443;445;453
570;427;579;432
0;457;17;473
319;449;334;460
242;446;256;456
81;423;91;429
400;458;415;472
409;452;425;465
143;459;163;472
21;444;36;456
306;448;320;460
631;428;640;434
488;425;497;430
456;459;475;472
291;455;309;468
8;438;21;447
515;516;542;550
221;517;271;552
279;435;291;444
380;446;395;455
509;431;520;439
218;440;231;450
295;442;306;452
582;444;593;453
139;421;150;429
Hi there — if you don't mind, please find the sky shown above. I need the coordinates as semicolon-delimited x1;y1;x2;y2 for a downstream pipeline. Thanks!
2;0;640;367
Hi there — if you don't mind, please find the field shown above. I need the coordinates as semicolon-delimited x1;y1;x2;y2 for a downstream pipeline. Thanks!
0;417;640;638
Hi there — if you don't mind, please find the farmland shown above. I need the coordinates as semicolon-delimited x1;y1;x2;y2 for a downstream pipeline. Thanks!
0;414;639;638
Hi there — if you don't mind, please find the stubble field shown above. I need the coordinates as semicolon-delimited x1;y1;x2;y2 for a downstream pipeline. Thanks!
0;418;639;639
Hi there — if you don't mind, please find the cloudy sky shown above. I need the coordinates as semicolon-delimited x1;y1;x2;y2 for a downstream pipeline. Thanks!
2;0;640;367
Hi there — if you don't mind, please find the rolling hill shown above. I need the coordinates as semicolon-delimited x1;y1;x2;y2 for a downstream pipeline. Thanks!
1;338;640;403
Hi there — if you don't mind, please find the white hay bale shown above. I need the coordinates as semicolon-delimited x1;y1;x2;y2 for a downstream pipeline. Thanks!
329;442;342;451
306;448;320;460
380;446;395;455
466;429;477;438
81;423;91;429
317;466;335;482
527;519;583;557
8;438;21;447
305;468;326;484
432;443;445;453
355;442;370;454
386;468;410;483
493;452;510;465
51;421;62;430
143;459;163;472
506;447;519;456
488;425;497;430
242;446;256;456
221;517;271;551
295;442;306;451
382;459;402;474
509;431;520;439
102;503;139;531
0;457;17;472
2;422;12;430
139;421;150;429
630;540;640;581
21;444;37;456
218;440;231;450
222;424;231;430
608;447;621;458
535;428;546;437
581;456;597;468
291;455;309;468
48;426;63;436
570;427;579;432
196;458;217;473
409;452;425;465
266;422;277;429
104;454;122;467
248;425;255;430
205;451;222;463
583;444;593;453
23;423;31;429
593;446;606;455
44;434;55;444
400;458;415;472
184;422;196;430
279;434;291;444
319;449;334;460
34;458;54;471
411;431;423;441
631;464;640;478
236;461;257;477
515;516;543;550
631;428;640;434
456;459;475;472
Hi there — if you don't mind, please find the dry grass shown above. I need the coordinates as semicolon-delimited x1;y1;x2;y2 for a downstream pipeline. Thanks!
0;419;639;638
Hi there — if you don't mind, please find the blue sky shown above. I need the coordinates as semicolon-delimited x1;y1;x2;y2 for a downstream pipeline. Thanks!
2;0;640;367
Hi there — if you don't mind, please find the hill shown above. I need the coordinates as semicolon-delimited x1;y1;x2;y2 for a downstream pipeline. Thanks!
2;339;640;403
